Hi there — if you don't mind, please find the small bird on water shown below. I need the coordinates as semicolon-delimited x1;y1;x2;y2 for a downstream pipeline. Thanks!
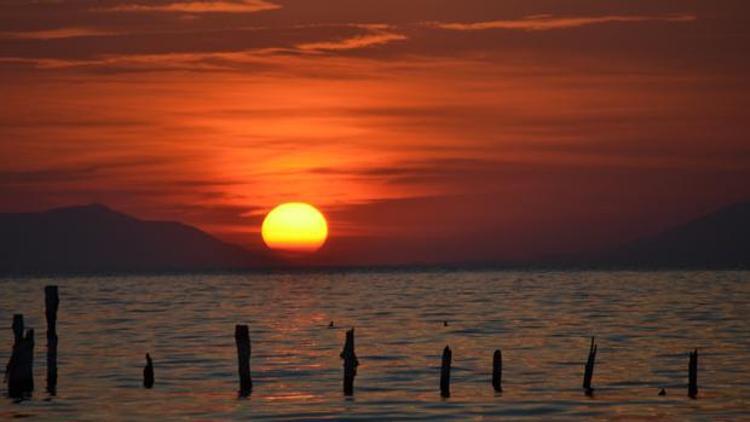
658;388;667;396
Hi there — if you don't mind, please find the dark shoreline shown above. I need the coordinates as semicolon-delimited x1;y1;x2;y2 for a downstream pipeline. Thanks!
1;264;747;280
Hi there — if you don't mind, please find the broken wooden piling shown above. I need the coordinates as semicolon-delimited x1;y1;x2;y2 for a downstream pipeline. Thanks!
492;349;503;392
143;353;154;389
440;345;452;398
583;336;597;396
5;315;23;392
340;328;359;396
6;316;34;399
234;324;252;396
12;314;23;345
688;349;698;399
45;285;59;395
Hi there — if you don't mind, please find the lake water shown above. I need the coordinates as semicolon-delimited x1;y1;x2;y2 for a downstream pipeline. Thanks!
1;271;749;420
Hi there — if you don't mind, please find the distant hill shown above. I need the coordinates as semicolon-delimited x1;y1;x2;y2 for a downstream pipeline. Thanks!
2;202;748;274
0;204;271;274
599;202;750;269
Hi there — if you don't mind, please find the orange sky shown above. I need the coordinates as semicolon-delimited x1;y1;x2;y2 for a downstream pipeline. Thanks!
1;0;749;264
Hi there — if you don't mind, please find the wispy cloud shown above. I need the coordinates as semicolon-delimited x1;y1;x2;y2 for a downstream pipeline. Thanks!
429;14;696;32
0;25;408;70
96;0;280;14
297;25;406;51
0;48;291;70
0;27;120;40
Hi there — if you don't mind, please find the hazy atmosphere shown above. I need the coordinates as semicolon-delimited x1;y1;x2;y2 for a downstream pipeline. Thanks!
3;0;749;265
3;2;750;420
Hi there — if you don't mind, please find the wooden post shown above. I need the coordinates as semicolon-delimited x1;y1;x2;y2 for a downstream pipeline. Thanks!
340;328;359;396
7;326;34;399
440;345;452;398
5;314;23;397
688;349;698;399
6;314;24;391
583;336;597;396
143;353;154;389
492;349;503;392
45;286;59;395
234;325;252;396
12;314;23;345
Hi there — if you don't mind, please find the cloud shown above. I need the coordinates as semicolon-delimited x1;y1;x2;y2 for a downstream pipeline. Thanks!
0;48;292;71
0;27;121;40
0;25;408;71
96;0;280;14
429;14;696;32
297;26;407;51
0;157;170;186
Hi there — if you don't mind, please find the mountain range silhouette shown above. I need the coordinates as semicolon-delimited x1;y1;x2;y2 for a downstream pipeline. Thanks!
598;201;750;269
0;202;748;274
0;204;271;274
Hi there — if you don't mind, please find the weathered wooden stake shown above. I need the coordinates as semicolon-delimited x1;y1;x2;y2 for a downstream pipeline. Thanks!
234;324;252;397
583;336;597;396
5;314;24;386
688;349;698;399
440;345;452;398
6;321;34;399
12;314;23;345
492;349;503;392
340;328;359;396
143;353;154;389
45;285;59;395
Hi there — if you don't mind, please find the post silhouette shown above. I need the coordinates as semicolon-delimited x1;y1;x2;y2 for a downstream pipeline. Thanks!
440;345;452;398
235;325;252;396
45;285;59;395
12;314;23;345
6;321;34;399
583;336;597;396
340;328;359;396
492;349;502;392
688;349;698;399
5;315;24;395
143;353;154;389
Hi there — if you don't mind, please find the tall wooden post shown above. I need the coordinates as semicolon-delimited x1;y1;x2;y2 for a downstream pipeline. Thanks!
12;314;23;345
45;286;59;395
492;349;503;392
583;336;597;396
340;328;359;396
6;314;24;397
7;323;34;399
143;353;154;389
440;345;452;398
688;349;698;399
235;325;252;397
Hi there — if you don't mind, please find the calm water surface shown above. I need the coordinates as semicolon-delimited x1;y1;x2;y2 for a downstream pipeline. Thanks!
1;271;749;420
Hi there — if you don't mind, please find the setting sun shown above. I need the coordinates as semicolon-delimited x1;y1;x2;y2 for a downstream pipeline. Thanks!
261;203;329;253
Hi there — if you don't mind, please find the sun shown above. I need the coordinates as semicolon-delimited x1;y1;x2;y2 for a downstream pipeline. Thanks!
261;202;328;253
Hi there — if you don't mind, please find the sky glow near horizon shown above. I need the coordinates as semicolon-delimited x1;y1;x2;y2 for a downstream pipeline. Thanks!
1;0;749;264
